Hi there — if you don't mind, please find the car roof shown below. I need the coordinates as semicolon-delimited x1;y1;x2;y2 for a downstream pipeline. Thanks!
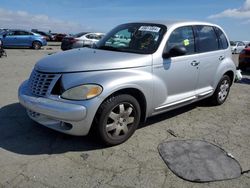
126;20;220;29
8;29;31;32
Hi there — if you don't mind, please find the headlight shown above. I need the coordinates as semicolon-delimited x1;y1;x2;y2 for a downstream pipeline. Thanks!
61;84;102;100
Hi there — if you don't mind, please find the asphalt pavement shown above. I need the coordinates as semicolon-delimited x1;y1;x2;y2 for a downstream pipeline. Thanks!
0;43;249;188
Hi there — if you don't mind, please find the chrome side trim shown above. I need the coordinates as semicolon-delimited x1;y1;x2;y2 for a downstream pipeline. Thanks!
197;90;214;97
155;96;197;111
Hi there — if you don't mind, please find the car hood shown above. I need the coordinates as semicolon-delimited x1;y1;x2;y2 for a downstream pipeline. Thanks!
35;48;152;73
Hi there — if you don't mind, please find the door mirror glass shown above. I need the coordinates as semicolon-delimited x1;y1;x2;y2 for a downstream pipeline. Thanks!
163;46;187;58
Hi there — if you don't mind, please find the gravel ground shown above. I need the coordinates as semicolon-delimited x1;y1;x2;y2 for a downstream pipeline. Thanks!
0;43;249;188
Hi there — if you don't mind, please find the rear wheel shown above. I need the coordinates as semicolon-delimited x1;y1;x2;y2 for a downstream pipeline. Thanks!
210;75;231;105
32;41;42;50
95;94;141;146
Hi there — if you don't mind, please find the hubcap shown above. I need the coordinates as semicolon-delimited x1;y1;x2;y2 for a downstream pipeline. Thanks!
105;103;135;138
34;43;40;49
218;80;229;102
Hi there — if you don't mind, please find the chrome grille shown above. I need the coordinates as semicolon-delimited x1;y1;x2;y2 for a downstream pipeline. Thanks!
29;70;59;97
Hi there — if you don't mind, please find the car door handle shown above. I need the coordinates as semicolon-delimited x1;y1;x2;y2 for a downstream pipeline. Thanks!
191;61;200;66
219;56;225;61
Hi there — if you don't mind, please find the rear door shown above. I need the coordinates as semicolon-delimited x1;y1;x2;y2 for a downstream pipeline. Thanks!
13;31;33;46
194;25;225;96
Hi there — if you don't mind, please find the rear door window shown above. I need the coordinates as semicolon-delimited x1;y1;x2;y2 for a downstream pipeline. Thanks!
214;27;228;49
195;25;219;53
14;31;31;36
6;31;15;36
86;34;94;39
238;42;245;47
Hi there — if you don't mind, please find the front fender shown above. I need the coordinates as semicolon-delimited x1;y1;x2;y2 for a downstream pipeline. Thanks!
61;66;153;116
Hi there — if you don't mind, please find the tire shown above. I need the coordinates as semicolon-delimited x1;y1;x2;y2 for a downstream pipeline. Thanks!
95;94;141;146
32;41;42;50
210;75;231;105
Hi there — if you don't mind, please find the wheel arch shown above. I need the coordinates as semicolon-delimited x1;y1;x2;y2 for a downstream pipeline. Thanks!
223;70;234;85
32;40;42;47
97;88;147;123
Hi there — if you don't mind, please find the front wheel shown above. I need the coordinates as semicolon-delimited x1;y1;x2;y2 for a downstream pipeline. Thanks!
95;94;141;146
32;41;42;50
210;75;231;105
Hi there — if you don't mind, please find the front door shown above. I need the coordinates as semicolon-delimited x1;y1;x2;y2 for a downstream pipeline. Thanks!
153;26;199;111
12;31;33;46
2;31;16;46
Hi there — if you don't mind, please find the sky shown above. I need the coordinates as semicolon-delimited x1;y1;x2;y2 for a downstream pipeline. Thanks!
0;0;250;41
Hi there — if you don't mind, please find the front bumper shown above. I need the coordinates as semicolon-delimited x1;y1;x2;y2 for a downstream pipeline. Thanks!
18;81;92;136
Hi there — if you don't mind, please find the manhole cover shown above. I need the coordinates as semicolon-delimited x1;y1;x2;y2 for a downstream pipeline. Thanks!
158;140;242;182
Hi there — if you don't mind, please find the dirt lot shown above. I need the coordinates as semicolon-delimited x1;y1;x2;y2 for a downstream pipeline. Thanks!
0;43;249;188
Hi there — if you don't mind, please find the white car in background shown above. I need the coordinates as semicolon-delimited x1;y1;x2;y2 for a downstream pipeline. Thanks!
230;41;245;54
61;32;105;50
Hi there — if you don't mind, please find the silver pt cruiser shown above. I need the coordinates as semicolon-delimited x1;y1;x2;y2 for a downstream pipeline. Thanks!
18;21;236;145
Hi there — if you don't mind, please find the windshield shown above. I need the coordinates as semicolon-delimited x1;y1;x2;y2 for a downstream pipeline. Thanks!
95;23;167;54
230;41;236;46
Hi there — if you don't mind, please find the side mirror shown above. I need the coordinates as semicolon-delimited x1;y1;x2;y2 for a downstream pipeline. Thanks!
163;46;187;58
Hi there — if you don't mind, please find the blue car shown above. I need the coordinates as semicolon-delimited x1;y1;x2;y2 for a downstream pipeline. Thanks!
0;29;47;49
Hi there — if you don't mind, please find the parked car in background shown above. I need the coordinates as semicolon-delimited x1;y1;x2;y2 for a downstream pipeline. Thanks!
238;47;250;71
230;41;245;54
0;29;47;49
19;21;236;145
31;30;54;41
52;33;67;42
0;28;9;34
0;39;7;57
61;32;104;51
245;42;250;48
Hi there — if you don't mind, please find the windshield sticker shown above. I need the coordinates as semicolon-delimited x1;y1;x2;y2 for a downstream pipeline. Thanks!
183;39;190;46
139;26;161;33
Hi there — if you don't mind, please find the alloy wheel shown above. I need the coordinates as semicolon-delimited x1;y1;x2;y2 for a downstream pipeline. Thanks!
105;102;135;139
218;79;230;103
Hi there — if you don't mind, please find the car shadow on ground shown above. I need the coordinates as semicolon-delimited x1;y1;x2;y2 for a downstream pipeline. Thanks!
139;99;215;129
0;103;103;155
140;103;196;129
0;101;212;155
236;70;250;85
237;78;250;85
